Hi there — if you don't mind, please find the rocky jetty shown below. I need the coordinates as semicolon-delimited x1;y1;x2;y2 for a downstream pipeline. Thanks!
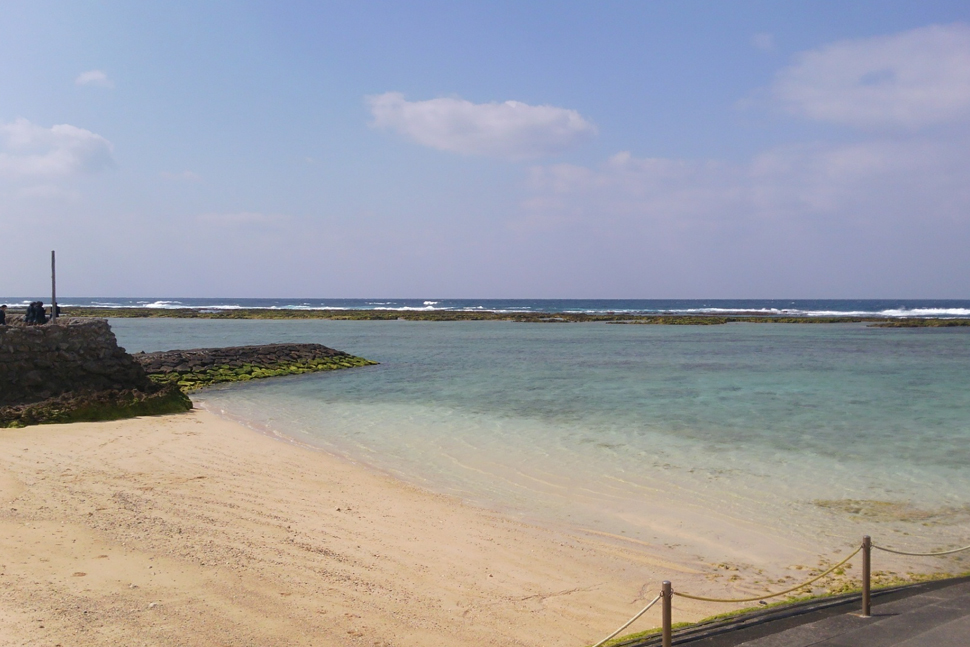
1;318;190;427
133;343;377;391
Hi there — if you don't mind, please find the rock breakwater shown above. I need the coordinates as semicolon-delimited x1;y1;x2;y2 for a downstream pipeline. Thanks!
0;318;190;427
134;343;377;391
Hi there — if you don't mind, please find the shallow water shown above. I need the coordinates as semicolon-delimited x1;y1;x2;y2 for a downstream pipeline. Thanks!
112;318;970;564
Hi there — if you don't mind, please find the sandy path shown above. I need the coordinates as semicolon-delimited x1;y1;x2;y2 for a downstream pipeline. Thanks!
0;410;722;647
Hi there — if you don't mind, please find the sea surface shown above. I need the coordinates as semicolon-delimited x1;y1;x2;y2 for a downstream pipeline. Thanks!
106;311;970;567
4;297;970;318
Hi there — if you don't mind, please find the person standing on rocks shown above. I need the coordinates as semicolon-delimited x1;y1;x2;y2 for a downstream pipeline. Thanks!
26;302;47;325
0;305;6;325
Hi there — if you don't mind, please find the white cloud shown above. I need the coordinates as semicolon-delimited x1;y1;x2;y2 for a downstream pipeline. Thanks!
523;137;970;231
752;33;775;52
515;136;970;296
773;23;970;128
75;69;113;88
367;92;596;159
0;118;114;178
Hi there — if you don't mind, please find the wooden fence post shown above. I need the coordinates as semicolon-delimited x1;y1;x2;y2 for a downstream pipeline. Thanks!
662;580;672;647
862;535;871;617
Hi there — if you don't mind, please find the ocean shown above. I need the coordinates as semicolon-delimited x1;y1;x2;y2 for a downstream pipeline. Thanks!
103;303;970;569
4;297;970;318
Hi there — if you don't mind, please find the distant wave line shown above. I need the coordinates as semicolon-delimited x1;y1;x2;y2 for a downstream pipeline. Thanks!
3;298;970;318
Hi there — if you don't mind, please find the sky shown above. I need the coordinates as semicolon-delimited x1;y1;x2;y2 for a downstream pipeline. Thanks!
2;1;970;299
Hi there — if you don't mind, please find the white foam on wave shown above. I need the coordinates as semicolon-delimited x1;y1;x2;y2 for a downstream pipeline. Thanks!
373;306;440;311
231;305;351;311
702;308;876;317
672;307;970;318
879;308;970;317
290;306;348;311
563;308;657;314
679;307;800;315
8;298;969;318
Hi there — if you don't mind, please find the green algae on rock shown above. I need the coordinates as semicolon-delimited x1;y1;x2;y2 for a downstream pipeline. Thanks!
0;319;372;427
0;318;194;428
1;385;191;428
133;343;378;392
868;319;970;327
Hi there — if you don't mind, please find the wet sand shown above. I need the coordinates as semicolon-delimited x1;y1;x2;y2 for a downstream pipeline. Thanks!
0;409;728;647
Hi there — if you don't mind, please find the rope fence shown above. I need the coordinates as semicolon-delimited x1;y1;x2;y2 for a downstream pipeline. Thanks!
674;546;861;603
872;541;970;557
589;595;662;647
591;534;970;647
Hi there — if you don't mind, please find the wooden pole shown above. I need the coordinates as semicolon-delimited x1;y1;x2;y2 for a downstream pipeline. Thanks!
862;535;871;617
51;250;57;321
662;580;672;647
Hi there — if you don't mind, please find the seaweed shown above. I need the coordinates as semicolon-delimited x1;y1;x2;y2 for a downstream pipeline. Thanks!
146;355;377;392
1;385;192;428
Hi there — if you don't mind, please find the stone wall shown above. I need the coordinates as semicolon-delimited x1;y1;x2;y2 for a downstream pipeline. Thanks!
0;318;154;406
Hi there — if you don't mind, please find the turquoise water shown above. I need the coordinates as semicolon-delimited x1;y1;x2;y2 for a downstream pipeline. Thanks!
111;319;970;563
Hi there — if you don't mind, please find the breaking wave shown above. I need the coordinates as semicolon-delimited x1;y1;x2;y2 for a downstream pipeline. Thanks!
3;298;969;318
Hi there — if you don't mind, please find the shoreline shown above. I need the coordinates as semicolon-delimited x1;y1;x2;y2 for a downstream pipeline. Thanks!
193;398;782;579
0;409;726;646
195;393;970;591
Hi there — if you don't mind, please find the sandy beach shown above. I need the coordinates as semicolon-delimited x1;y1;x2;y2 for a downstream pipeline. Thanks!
0;409;729;647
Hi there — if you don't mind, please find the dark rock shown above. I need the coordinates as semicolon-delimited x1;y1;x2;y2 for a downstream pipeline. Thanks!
134;343;377;392
0;385;191;428
133;343;354;376
0;318;191;427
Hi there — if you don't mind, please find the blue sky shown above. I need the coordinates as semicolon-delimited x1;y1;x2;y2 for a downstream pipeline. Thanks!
2;1;970;298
